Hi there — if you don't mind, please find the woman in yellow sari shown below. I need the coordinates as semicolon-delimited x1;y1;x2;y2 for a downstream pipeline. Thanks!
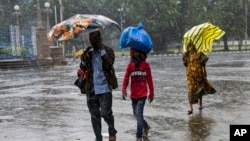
182;42;216;115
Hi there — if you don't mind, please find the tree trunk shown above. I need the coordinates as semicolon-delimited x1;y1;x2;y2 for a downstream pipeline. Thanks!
238;37;242;51
223;34;229;51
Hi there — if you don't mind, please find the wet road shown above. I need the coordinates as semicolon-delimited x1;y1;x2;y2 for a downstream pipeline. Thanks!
0;52;250;141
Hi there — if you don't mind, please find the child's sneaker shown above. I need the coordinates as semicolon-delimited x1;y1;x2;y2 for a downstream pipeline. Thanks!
136;138;143;141
142;125;150;137
109;135;116;141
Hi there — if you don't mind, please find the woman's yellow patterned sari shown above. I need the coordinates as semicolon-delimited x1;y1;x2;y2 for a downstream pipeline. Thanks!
183;49;216;104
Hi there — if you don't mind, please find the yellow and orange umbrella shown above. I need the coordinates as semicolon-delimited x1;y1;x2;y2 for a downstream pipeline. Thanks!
74;48;85;58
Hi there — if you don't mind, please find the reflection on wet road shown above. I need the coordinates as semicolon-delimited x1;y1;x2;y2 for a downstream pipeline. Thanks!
188;112;214;141
0;52;250;141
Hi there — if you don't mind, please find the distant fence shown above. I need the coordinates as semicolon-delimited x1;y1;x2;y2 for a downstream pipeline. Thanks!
0;26;37;59
214;40;250;46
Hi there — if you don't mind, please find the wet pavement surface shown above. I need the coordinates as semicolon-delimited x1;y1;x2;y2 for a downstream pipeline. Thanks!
1;52;250;141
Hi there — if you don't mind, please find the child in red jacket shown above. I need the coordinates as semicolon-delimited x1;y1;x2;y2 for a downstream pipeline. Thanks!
122;48;154;141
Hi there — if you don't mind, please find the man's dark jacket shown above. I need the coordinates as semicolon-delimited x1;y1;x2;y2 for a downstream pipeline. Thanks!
80;45;118;93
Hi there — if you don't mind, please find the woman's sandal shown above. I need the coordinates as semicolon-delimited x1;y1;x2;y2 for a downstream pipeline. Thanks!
187;110;193;115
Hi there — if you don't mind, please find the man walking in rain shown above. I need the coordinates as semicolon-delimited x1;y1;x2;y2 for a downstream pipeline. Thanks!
79;30;118;141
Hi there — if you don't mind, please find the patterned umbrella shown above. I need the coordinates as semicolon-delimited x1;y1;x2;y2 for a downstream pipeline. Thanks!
182;22;225;54
47;14;120;41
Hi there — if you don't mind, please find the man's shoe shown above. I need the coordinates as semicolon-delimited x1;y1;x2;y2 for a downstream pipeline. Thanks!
142;125;150;137
109;135;116;141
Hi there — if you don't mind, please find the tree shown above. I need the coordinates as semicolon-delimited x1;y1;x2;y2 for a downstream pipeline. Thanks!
208;0;245;51
0;0;248;52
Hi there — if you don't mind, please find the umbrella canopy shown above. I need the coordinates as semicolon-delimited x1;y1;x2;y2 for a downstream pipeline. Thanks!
47;14;120;41
182;22;225;54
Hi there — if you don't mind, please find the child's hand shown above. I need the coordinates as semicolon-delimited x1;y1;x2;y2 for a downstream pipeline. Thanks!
122;92;127;100
148;97;153;103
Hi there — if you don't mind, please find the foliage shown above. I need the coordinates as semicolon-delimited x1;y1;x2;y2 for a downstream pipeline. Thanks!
0;47;12;55
0;47;29;56
20;47;29;56
0;0;249;52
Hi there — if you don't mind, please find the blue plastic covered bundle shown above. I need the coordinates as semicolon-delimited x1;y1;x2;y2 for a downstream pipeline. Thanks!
119;22;153;54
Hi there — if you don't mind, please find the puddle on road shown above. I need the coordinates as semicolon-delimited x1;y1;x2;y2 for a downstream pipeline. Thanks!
1;53;250;141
